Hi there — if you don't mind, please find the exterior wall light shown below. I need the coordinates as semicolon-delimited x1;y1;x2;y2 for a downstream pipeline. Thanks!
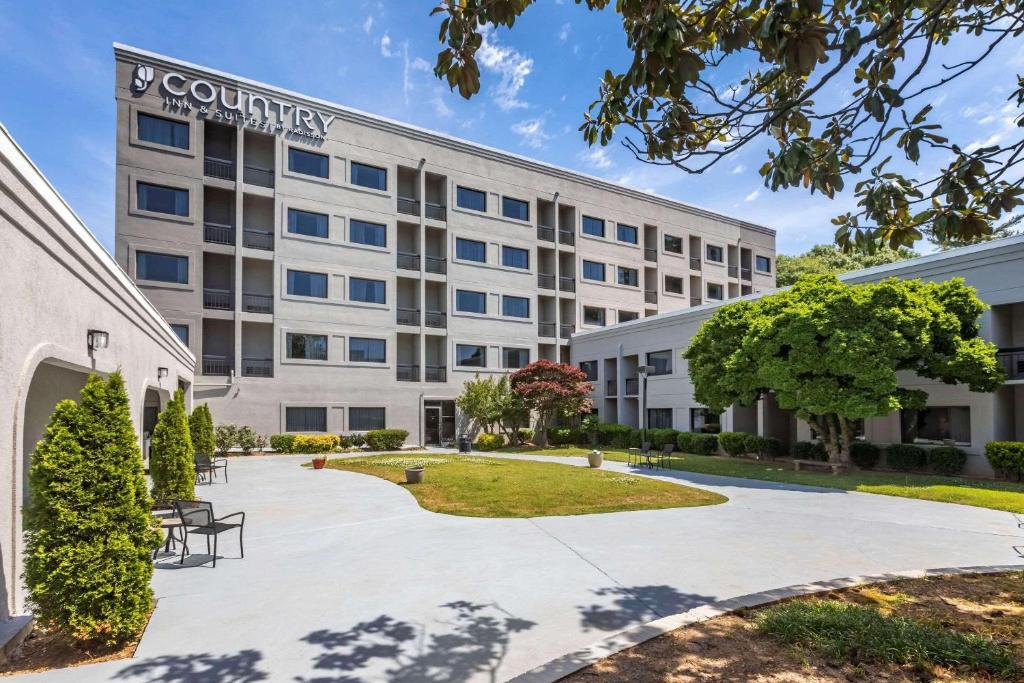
157;367;169;380
87;329;109;351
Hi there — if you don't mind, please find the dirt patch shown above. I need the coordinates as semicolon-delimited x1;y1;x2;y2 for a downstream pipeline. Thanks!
0;626;139;677
563;572;1024;682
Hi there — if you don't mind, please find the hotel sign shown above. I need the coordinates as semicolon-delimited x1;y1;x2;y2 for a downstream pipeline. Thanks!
130;63;336;140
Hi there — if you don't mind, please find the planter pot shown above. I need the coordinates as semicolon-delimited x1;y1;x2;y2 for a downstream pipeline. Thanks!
312;458;327;470
405;467;424;484
588;450;604;468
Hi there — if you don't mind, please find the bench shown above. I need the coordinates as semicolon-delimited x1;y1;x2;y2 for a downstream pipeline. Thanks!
792;459;847;475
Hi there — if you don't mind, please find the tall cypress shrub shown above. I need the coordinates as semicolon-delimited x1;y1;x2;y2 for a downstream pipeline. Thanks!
24;372;160;644
189;403;215;456
150;389;195;502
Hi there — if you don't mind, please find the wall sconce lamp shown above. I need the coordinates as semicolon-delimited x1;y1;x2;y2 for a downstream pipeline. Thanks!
87;329;109;351
157;367;169;380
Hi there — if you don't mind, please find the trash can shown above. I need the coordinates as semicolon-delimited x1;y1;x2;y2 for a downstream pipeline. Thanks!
458;436;472;453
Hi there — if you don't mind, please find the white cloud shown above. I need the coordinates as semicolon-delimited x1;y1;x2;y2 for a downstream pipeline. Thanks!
558;23;571;42
512;118;550;148
580;147;613;170
410;56;432;72
362;15;374;34
744;189;760;202
731;164;746;175
477;27;533;110
380;33;393;57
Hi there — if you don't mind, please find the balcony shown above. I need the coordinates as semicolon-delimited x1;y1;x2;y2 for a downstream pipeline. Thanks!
538;273;555;290
559;324;573;340
397;196;420;216
204;222;235;246
203;288;233;311
424;310;447;328
741;267;752;281
728;265;738;279
202;355;233;376
644;247;657;262
242;293;273;314
243;164;274;188
397;307;420;326
558;229;575;246
537;225;555;242
204;156;234;180
425;202;447;221
396;364;419;382
558;276;575;293
624;377;639;396
397;252;420;271
645;289;658;305
606;379;617;395
538;322;556;338
998;348;1024;380
243;229;274;251
242;358;273;378
690;257;702;271
425;256;447;274
425;365;447;382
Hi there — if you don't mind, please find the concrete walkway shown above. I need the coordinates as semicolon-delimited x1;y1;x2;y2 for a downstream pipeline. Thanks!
15;453;1024;682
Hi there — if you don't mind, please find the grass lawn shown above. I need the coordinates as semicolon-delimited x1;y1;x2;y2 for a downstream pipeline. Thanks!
501;447;1024;514
320;454;726;517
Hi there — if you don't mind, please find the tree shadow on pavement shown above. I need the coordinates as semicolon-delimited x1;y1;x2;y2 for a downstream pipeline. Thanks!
112;649;268;682
578;585;716;632
297;600;536;683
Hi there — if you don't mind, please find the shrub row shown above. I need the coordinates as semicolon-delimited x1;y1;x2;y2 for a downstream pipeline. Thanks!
293;434;339;454
792;440;967;475
271;429;409;453
364;429;409;451
214;424;264;455
475;433;504;451
985;441;1024;480
718;432;785;459
677;431;718;455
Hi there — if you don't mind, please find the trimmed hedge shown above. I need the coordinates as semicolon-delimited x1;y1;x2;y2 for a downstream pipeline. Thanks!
750;435;784;459
365;429;409;450
986;441;1024;480
718;431;749;457
927;446;967;476
648;428;680;449
885;444;927;472
792;440;828;462
270;434;296;453
595;423;631;447
292;434;339;454
849;441;881;469
678;431;718;455
475;433;504;451
517;428;535;444
549;427;582;446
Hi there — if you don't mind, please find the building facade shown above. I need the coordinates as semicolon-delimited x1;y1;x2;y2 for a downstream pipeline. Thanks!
113;44;776;444
570;236;1024;479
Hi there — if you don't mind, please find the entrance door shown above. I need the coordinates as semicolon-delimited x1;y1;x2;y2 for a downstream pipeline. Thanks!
424;405;441;446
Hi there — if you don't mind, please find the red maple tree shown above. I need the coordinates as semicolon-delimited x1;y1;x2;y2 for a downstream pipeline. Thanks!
510;360;593;447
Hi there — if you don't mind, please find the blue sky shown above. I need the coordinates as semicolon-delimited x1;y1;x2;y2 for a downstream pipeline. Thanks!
1;1;1020;255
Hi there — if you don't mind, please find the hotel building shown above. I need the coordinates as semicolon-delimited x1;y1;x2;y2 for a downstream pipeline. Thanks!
113;44;776;444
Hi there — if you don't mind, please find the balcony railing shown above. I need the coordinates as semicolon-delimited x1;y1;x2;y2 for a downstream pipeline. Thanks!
424;310;447;328
243;228;274;251
396;364;419;382
204;156;235;180
397;252;420;271
558;229;575;246
242;293;273;314
202;355;233;376
243;164;275;188
538;273;555;289
204;222;235;246
998;348;1024;380
690;257;702;271
397;196;420;216
741;266;752;281
624;377;639;396
203;288;233;310
425;256;447;274
644;247;657;262
559;276;575;293
606;379;617;395
645;289;658;304
242;358;273;378
728;265;738;279
425;202;447;221
690;297;702;307
425;365;447;382
397;307;420;326
537;225;555;242
559;324;574;340
538;322;556;338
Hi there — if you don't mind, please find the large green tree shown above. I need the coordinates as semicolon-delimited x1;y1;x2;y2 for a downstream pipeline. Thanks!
149;389;194;502
684;275;1003;463
430;1;1024;251
24;372;160;644
776;244;917;286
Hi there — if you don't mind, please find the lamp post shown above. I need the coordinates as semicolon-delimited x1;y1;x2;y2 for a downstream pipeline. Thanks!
637;364;655;445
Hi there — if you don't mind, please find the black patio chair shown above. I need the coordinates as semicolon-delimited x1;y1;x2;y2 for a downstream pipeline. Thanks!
172;500;245;568
658;443;675;469
195;453;228;484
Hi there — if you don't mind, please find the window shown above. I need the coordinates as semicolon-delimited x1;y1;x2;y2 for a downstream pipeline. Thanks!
350;277;386;304
287;208;329;239
456;344;486;367
286;406;326;432
646;349;672;376
136;251;188;284
617;266;639;287
583;306;606;326
456;186;487;211
756;255;772;273
501;245;529;269
706;244;724;262
288;148;329;178
648;408;673;429
665;275;684;294
901;406;971;445
456;289;487;313
707;283;724;300
502;196;529;221
137;182;188;216
664;234;683;254
170;324;189;345
502;347;529;369
690;407;721;433
286;333;328;361
502;295;530;318
456;238;487;263
582;215;605;237
351;162;387;190
582;260;605;281
619;311;639;323
349;407;386;431
579;360;598;381
138;113;188;149
616;223;638;244
349;219;386;247
349;337;386;363
287;270;327;298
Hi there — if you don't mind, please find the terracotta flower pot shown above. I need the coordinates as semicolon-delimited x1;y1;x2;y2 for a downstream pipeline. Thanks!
312;458;327;470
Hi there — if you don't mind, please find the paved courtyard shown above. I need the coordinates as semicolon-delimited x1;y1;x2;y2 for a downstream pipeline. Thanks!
15;453;1024;682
